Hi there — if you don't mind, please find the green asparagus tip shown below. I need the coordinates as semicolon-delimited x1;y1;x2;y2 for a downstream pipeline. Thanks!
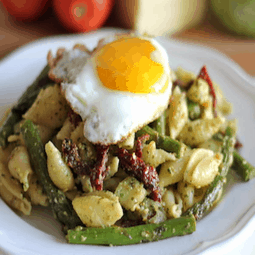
232;150;255;182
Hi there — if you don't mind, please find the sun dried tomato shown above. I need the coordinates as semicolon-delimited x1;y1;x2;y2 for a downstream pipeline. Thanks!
235;139;243;150
90;145;109;191
118;135;162;202
62;138;90;175
62;139;110;191
135;134;150;158
198;66;217;117
68;109;82;128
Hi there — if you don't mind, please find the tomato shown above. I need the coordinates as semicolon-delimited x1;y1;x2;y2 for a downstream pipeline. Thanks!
1;0;50;21
53;0;114;33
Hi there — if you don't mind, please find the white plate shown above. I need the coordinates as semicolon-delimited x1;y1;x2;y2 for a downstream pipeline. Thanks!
0;28;255;255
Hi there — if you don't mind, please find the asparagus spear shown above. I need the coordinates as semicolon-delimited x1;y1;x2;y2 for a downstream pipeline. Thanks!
67;215;196;245
135;125;185;158
0;65;52;148
151;111;166;136
187;99;201;120
184;129;235;220
0;113;21;148
184;175;225;220
21;119;81;230
232;150;255;181
217;127;235;177
212;130;255;181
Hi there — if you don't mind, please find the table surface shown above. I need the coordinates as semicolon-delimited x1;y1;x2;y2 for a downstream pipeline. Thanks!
0;3;255;77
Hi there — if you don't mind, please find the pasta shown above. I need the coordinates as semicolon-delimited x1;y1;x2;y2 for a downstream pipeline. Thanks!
26;174;48;206
56;118;75;141
45;141;75;192
72;191;123;227
23;84;70;129
187;78;210;105
115;176;147;211
162;187;183;218
177;116;225;146
0;162;31;215
105;156;119;180
142;141;176;168
118;132;135;150
183;149;223;188
8;146;33;191
0;181;31;215
159;149;192;187
175;67;196;85
168;86;188;139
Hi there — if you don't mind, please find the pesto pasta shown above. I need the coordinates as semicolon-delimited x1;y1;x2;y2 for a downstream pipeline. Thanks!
0;37;253;246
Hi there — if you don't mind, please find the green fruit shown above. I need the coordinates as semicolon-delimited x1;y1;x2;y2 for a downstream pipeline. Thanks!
210;0;255;38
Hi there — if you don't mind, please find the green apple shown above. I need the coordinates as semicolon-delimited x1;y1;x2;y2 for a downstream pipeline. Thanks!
210;0;255;38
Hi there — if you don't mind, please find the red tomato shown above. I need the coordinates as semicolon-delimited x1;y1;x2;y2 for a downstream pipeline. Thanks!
53;0;114;33
1;0;50;21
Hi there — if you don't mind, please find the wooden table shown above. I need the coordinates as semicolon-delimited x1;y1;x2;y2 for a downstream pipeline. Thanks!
0;3;255;76
173;20;255;77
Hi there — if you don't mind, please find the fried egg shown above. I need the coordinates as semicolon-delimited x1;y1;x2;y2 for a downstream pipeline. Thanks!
61;34;172;145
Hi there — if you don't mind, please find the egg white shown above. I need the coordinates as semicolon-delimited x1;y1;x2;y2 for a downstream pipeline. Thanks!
61;35;172;145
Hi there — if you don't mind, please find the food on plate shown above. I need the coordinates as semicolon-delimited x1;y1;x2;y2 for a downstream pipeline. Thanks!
0;33;254;245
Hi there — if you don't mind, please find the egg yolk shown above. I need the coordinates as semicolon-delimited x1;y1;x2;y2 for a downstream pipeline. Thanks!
95;37;166;94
